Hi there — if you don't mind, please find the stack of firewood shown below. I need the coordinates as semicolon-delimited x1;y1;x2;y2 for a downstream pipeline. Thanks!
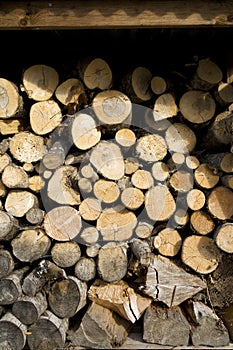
0;55;233;350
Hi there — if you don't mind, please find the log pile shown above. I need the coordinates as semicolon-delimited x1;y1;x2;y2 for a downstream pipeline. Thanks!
0;55;233;349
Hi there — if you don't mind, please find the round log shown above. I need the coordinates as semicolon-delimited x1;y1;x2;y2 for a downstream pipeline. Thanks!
169;170;193;193
5;190;39;218
151;75;167;95
80;57;112;90
71;113;101;150
92;90;132;125
124;157;140;175
44;206;82;241
11;229;51;263
48;276;87;318
55;78;85;106
74;257;96;281
0;211;19;240
9;131;46;163
153;228;182;257
186;189;206;211
179;90;215;124
0;249;14;278
181;235;221;274
0;312;27;350
131;169;154;190
0;78;24;119
79;197;102;221
121;187;144;210
136;134;167;162
26;207;44;225
51;241;81;268
80;226;100;245
190;210;215;235
151;161;169;182
30;100;62;135
27;310;68;350
214;223;233;253
191;58;223;90
194;163;219;189
22;64;59;101
165;123;196;153
12;292;47;325
207;186;233;220
97;243;128;282
93;179;120;203
115;128;136;148
2;164;28;188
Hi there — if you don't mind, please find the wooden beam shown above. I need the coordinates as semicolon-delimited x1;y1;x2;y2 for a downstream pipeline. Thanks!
0;1;233;29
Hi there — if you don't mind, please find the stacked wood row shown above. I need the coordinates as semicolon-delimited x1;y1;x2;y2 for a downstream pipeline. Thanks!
0;56;233;349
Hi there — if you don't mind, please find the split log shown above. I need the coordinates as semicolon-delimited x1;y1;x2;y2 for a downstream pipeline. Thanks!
26;207;44;225
190;210;215;235
130;238;152;266
131;169;154;190
11;229;51;263
150;75;167;95
68;302;131;349
0;211;19;240
44;206;82;241
214;223;233;253
151;161;169;182
93;179;120;203
184;300;230;347
80;226;100;245
136;134;167;162
22;64;59;101
55;78;85;106
27;310;69;350
74;257;96;282
0;312;27;350
181;235;221;274
0;268;28;305
42;141;66;170
194;163;220;189
207;186;233;220
153;228;182;257
121;187;144;210
90;141;125;180
201;111;233;150
0;249;14;278
71;112;101;150
96;205;137;242
97;243;128;282
12;292;47;325
22;260;66;297
142;254;206;306
186;188;206;211
9;131;46;163
0;78;24;119
165;122;197;153
48;276;87;318
153;93;178;121
88;279;152;323
30;100;62;135
143;303;190;346
92;90;132;125
79;197;102;221
145;185;176;222
78;57;112;90
190;58;223;90
5;190;39;217
51;241;81;268
121;66;153;103
179;90;216;124
47;165;81;205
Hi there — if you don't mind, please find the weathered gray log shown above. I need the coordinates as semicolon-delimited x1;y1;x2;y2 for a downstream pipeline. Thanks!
0;211;19;241
48;276;87;318
68;302;131;349
0;248;15;278
12;292;47;325
0;268;28;305
27;310;69;350
74;257;96;282
184;300;230;347
51;241;81;267
0;312;27;350
143;303;190;346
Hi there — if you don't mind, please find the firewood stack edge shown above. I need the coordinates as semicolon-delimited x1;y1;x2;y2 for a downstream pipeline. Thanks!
0;55;233;349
